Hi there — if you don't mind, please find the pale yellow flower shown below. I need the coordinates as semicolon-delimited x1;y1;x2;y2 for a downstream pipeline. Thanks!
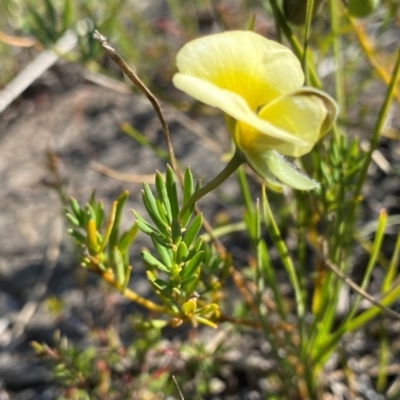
173;31;338;190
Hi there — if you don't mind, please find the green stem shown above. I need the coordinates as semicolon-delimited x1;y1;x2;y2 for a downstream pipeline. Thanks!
200;221;246;242
267;0;321;89
178;150;245;220
261;187;307;341
254;205;294;395
355;50;400;198
270;0;282;43
236;164;254;216
262;186;315;395
302;0;315;85
313;282;400;368
342;210;387;323
345;50;400;253
329;0;345;129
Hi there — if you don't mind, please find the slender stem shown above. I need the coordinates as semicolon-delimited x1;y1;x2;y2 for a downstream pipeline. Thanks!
267;0;321;89
262;186;307;342
269;0;282;43
236;164;254;215
261;185;313;396
200;221;246;242
345;50;400;248
319;250;400;321
343;210;389;320
345;284;400;332
302;0;314;85
357;50;400;193
329;0;345;127
348;15;400;106
178;150;245;220
254;202;294;394
382;231;400;293
313;283;400;367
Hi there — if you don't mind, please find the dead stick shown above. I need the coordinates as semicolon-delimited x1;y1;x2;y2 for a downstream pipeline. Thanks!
324;257;400;320
92;30;179;176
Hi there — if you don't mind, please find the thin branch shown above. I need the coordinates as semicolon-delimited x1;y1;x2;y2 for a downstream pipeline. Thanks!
322;255;400;320
88;258;166;313
172;376;185;400
90;161;155;183
92;30;179;176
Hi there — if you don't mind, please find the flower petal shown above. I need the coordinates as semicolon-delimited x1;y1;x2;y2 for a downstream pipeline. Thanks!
247;150;320;191
298;87;339;136
173;73;307;146
254;89;331;157
175;30;304;110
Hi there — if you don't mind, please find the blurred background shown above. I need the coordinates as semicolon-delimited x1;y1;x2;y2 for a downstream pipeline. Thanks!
0;1;400;399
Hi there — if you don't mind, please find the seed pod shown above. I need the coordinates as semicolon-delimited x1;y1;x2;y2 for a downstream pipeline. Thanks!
347;0;379;18
283;0;324;25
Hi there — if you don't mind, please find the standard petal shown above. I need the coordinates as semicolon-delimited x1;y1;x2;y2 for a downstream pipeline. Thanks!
255;90;329;157
173;73;307;146
247;150;320;191
175;30;304;110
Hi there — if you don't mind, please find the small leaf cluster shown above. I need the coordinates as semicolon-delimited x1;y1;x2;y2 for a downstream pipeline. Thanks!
66;190;138;292
136;166;221;328
32;319;230;399
24;0;73;45
320;135;364;210
31;327;175;400
20;0;103;62
32;333;100;397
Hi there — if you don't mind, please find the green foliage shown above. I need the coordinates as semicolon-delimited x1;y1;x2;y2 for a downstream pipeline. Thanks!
65;167;224;329
136;166;221;328
32;333;101;396
32;324;229;399
11;0;400;398
67;190;137;291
